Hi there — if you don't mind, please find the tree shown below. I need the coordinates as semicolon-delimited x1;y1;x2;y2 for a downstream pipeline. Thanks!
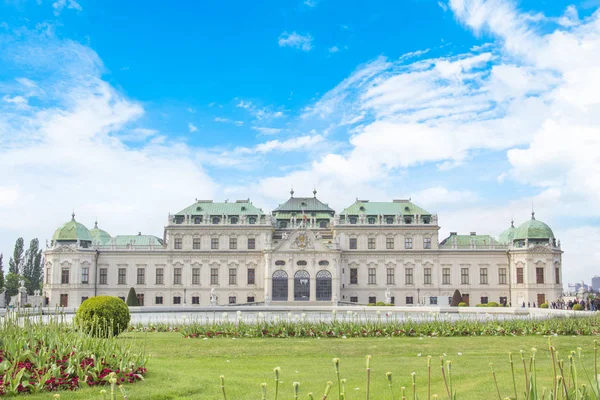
4;273;29;298
24;238;43;294
0;253;4;291
8;237;24;275
126;287;139;306
450;289;463;307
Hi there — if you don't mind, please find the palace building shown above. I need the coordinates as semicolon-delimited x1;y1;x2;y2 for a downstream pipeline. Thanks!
43;192;563;308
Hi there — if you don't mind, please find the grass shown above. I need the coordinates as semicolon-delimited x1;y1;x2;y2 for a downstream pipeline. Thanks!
20;333;598;399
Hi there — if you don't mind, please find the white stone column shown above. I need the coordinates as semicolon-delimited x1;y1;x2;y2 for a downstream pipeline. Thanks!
264;253;271;302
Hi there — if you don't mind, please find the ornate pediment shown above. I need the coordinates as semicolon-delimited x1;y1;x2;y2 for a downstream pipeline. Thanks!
273;229;333;253
527;245;553;254
52;245;77;254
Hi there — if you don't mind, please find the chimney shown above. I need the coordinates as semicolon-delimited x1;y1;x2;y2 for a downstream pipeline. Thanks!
470;232;476;236
138;232;142;236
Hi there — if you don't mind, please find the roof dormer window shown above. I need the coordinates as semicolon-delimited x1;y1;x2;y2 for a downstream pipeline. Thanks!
194;217;202;224
386;217;394;224
368;217;376;224
404;216;412;224
196;206;202;212
350;217;357;224
359;206;365;212
241;206;246;211
249;217;256;224
230;217;238;224
212;217;221;224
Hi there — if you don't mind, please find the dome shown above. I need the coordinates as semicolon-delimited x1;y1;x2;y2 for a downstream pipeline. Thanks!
90;221;112;244
52;213;93;242
513;212;554;241
498;221;517;244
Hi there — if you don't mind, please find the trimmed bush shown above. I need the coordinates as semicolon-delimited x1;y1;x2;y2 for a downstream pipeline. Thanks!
540;302;549;308
450;289;462;307
126;287;139;306
486;302;500;307
573;304;584;311
75;296;131;337
375;301;387;306
458;302;467;307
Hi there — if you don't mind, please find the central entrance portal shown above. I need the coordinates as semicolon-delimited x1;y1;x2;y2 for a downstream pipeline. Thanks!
272;270;288;301
294;270;310;301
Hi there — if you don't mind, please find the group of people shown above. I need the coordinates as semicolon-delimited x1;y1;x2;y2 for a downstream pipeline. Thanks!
519;298;599;311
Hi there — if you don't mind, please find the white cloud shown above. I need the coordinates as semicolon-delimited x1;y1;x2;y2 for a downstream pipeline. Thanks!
252;127;282;135
215;117;244;126
255;135;324;153
188;123;198;133
278;31;313;52
236;100;284;120
304;0;318;7
329;46;340;53
52;0;82;15
438;1;448;12
0;29;216;259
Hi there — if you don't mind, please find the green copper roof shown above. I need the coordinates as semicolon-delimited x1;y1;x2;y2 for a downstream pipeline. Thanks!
273;195;334;213
513;213;554;240
439;234;496;247
498;222;517;244
52;214;93;242
341;200;430;216
175;200;265;216
112;235;164;246
274;212;333;219
90;221;112;245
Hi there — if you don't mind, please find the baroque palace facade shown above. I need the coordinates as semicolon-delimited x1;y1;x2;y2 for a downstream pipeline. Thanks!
44;192;564;308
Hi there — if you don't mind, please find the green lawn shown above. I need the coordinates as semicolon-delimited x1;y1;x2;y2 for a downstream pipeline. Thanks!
22;333;598;400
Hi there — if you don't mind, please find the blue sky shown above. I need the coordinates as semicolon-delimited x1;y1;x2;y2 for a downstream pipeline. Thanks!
1;0;600;285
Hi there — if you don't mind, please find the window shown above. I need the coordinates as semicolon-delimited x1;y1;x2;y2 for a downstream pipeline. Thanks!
211;268;219;285
349;217;357;224
174;237;182;249
119;296;125;302
61;268;69;284
193;238;201;249
297;260;307;266
555;267;560;284
350;296;358;303
390;296;395;304
247;296;255;303
229;237;237;250
536;267;544;284
192;296;200;304
442;268;451;285
155;296;163;305
118;268;126;285
423;238;431;249
247;268;255;285
81;267;89;284
279;221;288;228
368;296;376;304
368;217;376;224
137;268;145;285
499;296;507;305
173;296;181;305
81;296;88;304
405;268;414;284
192;268;200;284
481;297;489;304
211;237;219;249
230;217;238;224
275;260;286;266
461;268;469;284
229;268;237;285
194;216;201;224
212;216;220;224
406;296;414;305
480;268;488;284
405;237;413;249
229;296;237;304
368;238;376;249
249;217;256;224
517;267;524;284
386;268;395;284
424;268;432;284
350;268;358;284
137;294;144;306
319;220;328;228
368;268;376;284
386;237;394;249
429;296;438;305
174;268;182;285
248;238;256;249
349;238;357;249
386;217;394;224
499;268;507;284
99;268;107;285
156;268;164;284
46;267;50;284
318;260;329;266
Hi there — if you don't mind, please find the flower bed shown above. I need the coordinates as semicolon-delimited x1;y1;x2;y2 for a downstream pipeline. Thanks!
0;314;148;396
173;312;600;339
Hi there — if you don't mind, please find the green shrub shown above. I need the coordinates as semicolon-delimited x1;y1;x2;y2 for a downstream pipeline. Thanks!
23;303;32;308
573;304;584;311
375;301;387;306
75;296;131;337
450;289;462;306
458;302;467;307
475;304;487;307
126;287;139;306
540;302;549;308
486;302;500;307
367;303;376;306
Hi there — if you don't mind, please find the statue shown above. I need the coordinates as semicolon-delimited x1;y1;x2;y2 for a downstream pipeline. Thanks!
332;291;338;303
241;214;246;224
385;288;392;304
282;232;289;240
210;288;217;306
264;292;271;306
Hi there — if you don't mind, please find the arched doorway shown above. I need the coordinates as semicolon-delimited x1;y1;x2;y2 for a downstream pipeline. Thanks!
294;270;310;301
316;270;332;301
272;270;288;301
